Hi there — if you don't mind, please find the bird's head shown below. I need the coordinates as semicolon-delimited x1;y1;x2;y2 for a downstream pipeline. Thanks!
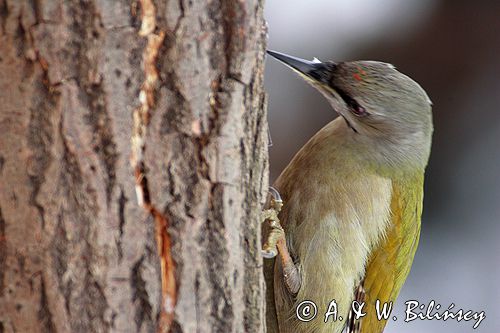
267;50;433;172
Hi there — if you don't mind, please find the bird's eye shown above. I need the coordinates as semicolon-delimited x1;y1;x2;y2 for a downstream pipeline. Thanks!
335;88;368;117
351;103;367;117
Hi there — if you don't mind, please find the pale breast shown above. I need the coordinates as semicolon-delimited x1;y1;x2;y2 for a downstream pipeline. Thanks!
273;119;394;333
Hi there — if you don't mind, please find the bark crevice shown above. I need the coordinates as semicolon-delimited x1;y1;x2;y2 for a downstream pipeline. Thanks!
131;1;177;331
38;276;56;333
131;256;153;332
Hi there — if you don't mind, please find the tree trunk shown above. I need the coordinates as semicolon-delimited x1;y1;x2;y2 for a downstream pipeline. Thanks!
0;1;268;332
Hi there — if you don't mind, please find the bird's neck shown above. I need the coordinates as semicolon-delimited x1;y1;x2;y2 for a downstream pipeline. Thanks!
337;118;431;178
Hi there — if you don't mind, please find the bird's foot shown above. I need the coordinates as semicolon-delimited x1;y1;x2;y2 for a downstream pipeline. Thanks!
261;187;284;259
261;187;301;294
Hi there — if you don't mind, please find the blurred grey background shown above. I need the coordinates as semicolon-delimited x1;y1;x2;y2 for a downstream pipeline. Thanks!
264;0;500;332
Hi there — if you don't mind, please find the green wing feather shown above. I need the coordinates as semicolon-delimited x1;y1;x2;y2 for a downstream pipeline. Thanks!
355;173;424;333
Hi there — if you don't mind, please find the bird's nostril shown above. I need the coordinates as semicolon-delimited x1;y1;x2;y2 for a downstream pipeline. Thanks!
308;63;335;83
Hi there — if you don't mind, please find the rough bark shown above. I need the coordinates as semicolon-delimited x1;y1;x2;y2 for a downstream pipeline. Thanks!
0;1;268;332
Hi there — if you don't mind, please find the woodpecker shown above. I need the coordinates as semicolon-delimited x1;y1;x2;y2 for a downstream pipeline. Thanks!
263;50;433;333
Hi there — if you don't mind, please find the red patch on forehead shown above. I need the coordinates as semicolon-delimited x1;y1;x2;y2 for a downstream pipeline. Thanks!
353;66;367;81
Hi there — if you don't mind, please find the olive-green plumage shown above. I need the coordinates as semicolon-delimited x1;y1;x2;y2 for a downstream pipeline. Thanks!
361;175;423;333
264;51;433;333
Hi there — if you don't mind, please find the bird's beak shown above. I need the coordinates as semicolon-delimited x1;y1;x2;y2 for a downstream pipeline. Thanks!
266;50;324;79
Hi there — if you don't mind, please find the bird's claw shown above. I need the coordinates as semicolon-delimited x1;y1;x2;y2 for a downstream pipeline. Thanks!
262;222;285;258
262;187;285;258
